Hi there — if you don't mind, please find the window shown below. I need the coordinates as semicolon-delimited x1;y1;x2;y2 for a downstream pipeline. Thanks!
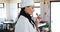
0;3;6;18
51;2;60;32
0;3;4;8
17;3;21;13
33;2;40;17
18;3;21;8
18;2;41;17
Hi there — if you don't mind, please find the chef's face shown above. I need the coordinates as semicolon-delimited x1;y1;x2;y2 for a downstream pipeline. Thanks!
24;5;34;15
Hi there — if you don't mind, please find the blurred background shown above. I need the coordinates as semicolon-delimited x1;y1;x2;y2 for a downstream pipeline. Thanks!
0;0;60;32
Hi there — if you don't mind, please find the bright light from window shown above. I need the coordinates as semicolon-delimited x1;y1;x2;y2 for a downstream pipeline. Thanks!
51;2;60;32
33;8;40;17
0;3;6;18
33;3;40;17
34;3;40;7
0;8;6;18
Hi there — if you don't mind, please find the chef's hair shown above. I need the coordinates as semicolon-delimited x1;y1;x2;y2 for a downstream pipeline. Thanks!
18;7;25;19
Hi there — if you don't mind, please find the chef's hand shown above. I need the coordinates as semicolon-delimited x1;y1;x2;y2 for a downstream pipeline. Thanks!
35;15;42;32
36;15;42;23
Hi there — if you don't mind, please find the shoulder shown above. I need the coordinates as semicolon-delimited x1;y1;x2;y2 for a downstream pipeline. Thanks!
17;15;29;24
19;15;29;21
15;15;29;27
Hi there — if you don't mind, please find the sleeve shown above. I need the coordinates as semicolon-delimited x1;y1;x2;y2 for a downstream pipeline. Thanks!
15;17;30;32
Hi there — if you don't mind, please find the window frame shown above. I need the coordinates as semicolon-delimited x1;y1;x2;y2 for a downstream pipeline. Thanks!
0;3;4;8
17;3;21;8
34;2;40;8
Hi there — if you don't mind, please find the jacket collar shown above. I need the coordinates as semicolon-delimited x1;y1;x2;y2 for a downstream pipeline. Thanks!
20;10;31;20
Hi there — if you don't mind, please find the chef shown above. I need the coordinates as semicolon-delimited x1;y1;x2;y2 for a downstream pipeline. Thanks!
15;0;42;32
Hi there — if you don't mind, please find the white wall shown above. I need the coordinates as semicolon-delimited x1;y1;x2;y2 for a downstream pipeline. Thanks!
10;3;18;21
6;3;12;20
5;3;18;20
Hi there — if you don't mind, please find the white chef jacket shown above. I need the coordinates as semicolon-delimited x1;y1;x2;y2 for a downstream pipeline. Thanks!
15;15;36;32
